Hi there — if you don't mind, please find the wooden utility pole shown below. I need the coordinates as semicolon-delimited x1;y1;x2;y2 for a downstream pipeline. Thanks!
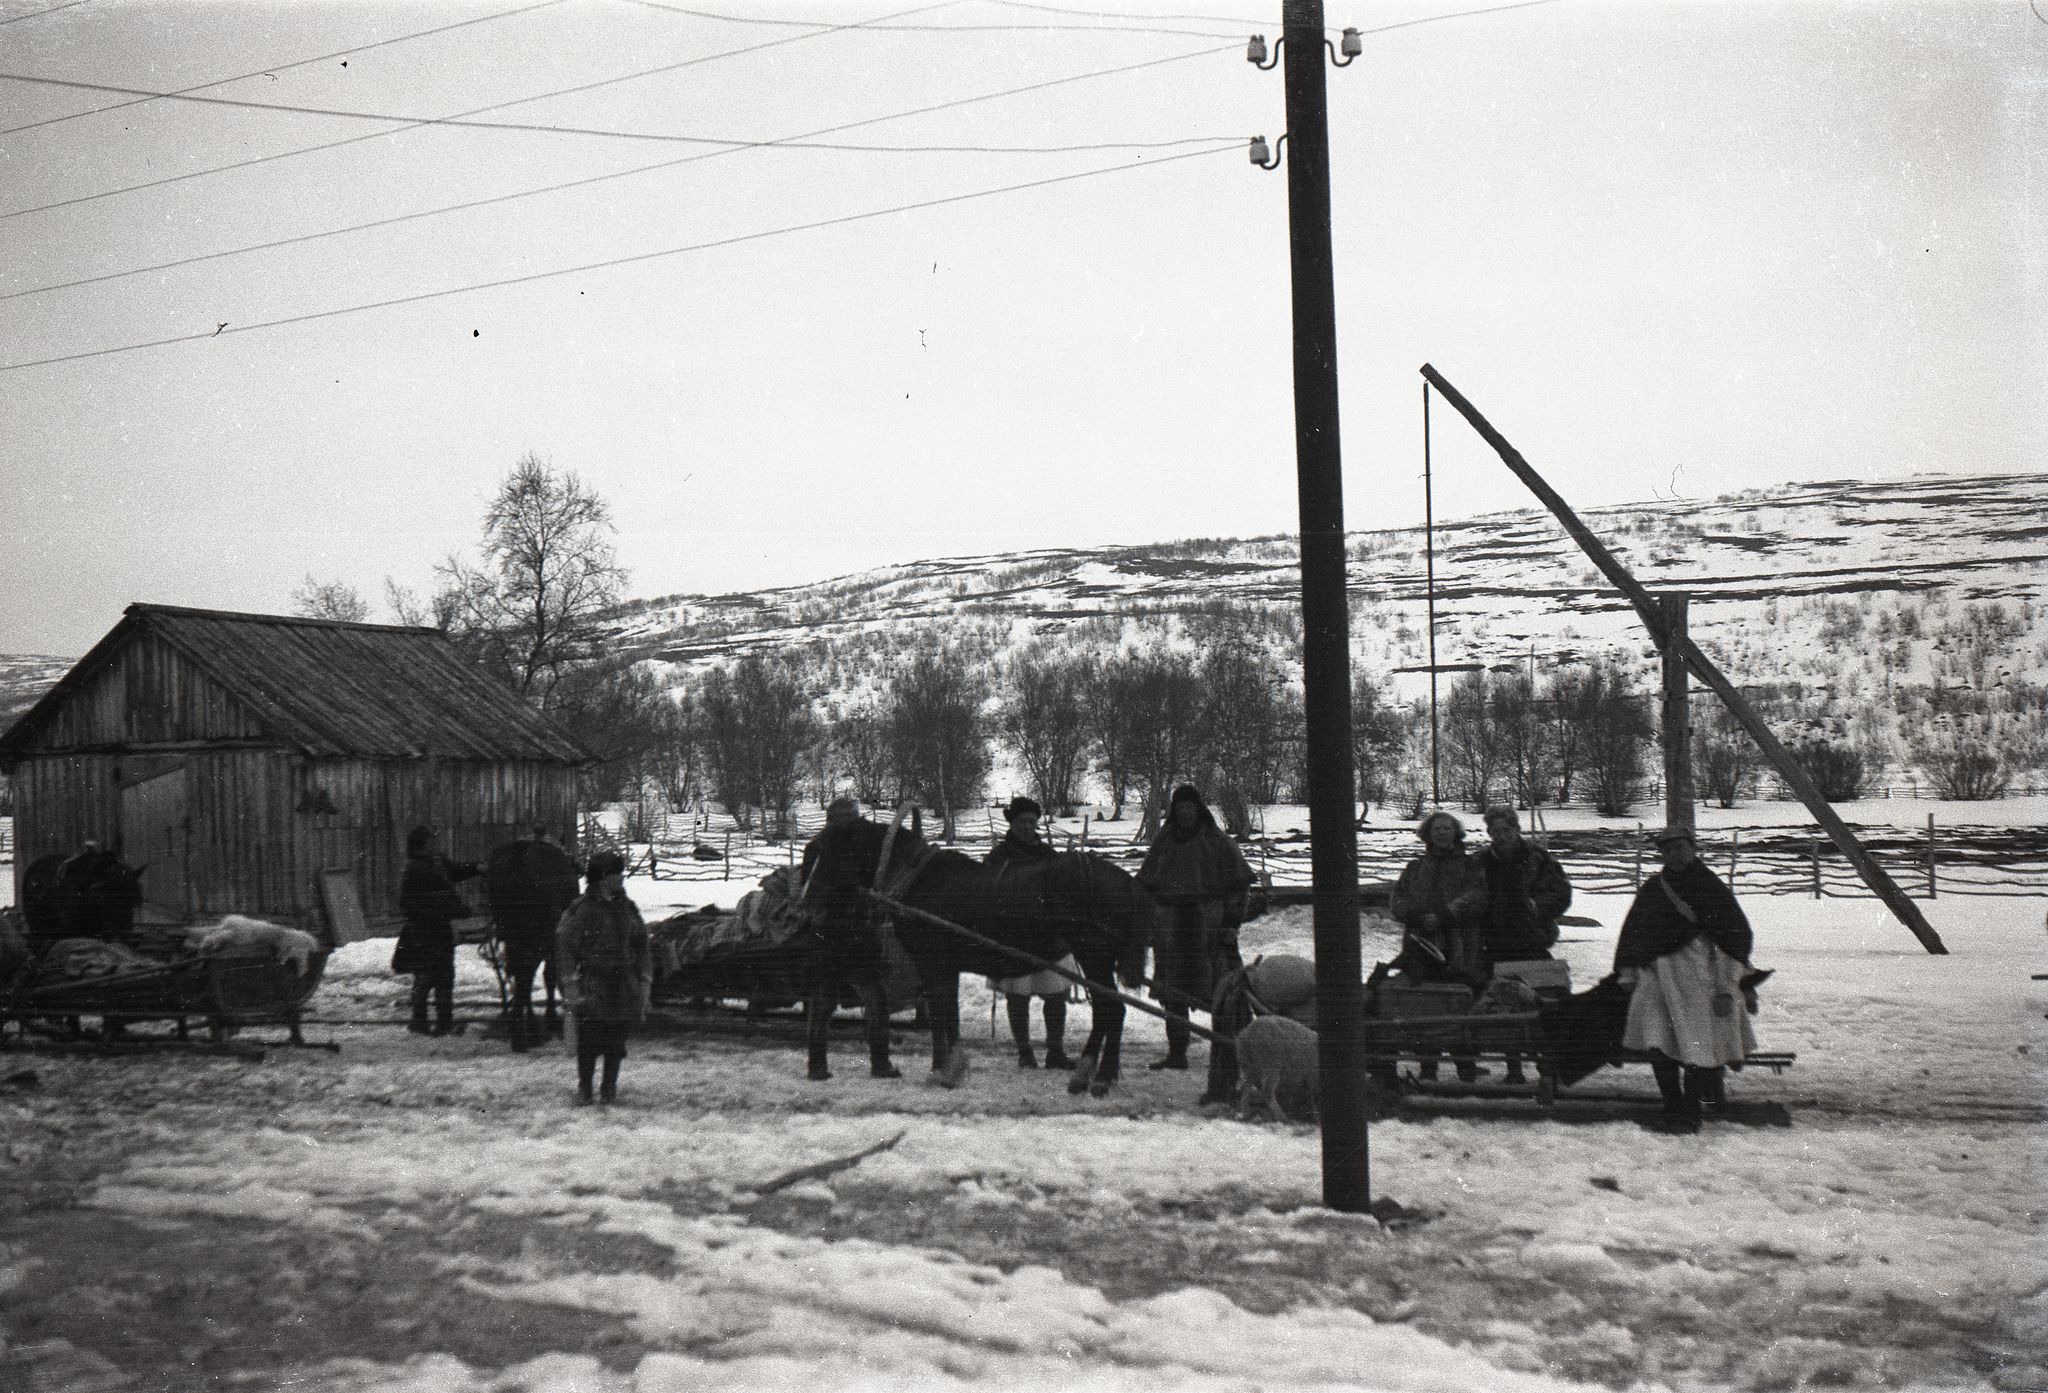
1419;363;1946;954
1281;0;1370;1211
1661;593;1695;834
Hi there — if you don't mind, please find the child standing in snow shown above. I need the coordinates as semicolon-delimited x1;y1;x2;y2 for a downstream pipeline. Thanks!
556;850;651;1106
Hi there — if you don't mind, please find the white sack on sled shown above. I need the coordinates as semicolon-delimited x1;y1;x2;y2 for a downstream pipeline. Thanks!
185;916;323;973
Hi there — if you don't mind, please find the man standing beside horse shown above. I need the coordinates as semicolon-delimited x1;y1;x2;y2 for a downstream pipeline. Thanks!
984;795;1075;1071
394;825;482;1038
796;797;902;1082
1138;784;1255;1089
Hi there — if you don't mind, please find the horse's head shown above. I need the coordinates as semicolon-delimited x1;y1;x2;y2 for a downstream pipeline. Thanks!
800;816;930;930
54;847;147;937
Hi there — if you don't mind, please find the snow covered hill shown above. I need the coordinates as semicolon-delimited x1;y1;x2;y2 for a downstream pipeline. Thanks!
0;472;2039;740
611;471;2046;700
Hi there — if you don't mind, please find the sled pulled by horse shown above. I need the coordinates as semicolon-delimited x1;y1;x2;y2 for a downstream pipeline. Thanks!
799;810;1159;1096
4;847;330;1049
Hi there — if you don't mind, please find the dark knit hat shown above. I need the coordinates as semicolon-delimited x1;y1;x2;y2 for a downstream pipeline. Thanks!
1004;795;1042;821
585;849;627;881
1652;825;1697;847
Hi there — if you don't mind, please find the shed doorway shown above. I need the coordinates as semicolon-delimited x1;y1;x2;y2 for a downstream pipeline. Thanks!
120;760;189;922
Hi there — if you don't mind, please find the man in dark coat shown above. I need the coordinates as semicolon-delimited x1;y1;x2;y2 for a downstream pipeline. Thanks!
1138;784;1254;1086
984;795;1072;1070
395;824;481;1037
486;823;583;1052
556;849;651;1105
1478;805;1572;1083
1478;805;1571;966
1614;825;1756;1134
796;798;901;1082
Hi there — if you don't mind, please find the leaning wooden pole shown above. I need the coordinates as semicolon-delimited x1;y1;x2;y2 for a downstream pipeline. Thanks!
866;889;1223;1043
1419;363;1946;954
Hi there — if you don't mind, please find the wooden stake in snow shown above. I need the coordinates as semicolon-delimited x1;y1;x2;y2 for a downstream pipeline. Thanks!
1419;363;1947;953
1729;829;1740;886
1927;813;1937;900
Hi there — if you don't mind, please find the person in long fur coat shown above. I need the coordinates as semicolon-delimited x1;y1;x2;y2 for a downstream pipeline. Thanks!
1138;784;1253;1084
556;850;651;1106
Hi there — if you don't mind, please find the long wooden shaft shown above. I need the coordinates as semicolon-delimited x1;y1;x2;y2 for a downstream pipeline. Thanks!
1419;363;1947;954
865;889;1223;1043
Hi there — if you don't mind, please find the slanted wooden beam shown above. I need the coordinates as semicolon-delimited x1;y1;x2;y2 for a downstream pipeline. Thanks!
1419;363;1946;954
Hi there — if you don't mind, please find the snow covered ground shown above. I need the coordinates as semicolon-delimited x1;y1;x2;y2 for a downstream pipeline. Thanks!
3;874;2045;1391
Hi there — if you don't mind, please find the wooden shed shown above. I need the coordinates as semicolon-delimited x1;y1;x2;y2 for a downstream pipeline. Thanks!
0;604;596;935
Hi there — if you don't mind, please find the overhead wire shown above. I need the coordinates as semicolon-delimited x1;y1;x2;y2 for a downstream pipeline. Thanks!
982;0;1569;34
0;0;90;26
0;68;1240;150
625;0;1239;38
0;0;963;221
0;0;570;138
4;41;1240;302
0;141;1240;375
984;0;1270;25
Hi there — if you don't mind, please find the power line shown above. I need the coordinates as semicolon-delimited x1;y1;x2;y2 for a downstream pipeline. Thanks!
1354;0;1567;38
0;69;1238;151
985;1;1270;25
627;0;1239;38
984;0;1569;34
0;142;1238;375
0;0;90;26
0;0;961;222
0;0;568;139
3;42;1239;301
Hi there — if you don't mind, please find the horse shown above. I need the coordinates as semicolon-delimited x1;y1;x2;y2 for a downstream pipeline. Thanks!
483;834;582;1051
801;817;1159;1097
20;846;148;955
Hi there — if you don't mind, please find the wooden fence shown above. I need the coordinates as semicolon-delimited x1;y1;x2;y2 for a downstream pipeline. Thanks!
586;807;2048;903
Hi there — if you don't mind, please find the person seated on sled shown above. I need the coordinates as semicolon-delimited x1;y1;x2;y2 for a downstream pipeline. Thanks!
983;795;1076;1071
1479;804;1572;1084
1387;810;1490;1082
1614;825;1756;1135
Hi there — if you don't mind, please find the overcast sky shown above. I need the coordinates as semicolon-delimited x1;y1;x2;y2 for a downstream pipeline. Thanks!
1;0;2041;656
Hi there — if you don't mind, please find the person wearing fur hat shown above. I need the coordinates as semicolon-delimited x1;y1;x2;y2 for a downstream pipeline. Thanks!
1389;811;1490;987
1388;810;1491;1081
984;795;1076;1070
556;849;652;1105
1138;784;1254;1079
1614;825;1756;1134
394;824;481;1037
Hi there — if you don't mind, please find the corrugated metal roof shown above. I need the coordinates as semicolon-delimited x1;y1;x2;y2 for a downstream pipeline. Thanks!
0;604;597;763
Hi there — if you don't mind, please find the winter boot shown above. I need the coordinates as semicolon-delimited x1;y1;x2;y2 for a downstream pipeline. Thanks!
1042;997;1072;1070
1007;996;1038;1067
